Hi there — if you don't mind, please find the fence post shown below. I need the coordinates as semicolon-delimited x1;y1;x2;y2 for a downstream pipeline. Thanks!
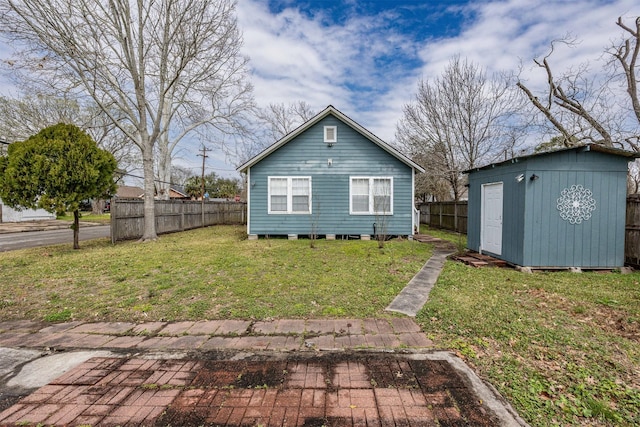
454;202;458;233
180;201;185;232
110;197;116;244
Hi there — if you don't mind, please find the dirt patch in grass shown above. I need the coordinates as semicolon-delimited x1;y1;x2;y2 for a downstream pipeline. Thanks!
516;286;640;342
572;304;640;342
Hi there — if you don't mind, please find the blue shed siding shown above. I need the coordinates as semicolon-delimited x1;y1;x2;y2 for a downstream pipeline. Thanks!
248;116;414;236
468;148;630;268
522;154;628;268
467;162;526;265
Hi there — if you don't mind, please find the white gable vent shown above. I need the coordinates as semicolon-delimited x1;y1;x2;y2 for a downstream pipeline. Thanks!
324;126;337;145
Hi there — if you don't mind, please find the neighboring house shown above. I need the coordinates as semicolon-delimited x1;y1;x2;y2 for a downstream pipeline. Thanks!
465;144;638;269
115;185;189;200
169;188;189;200
114;185;144;199
237;105;425;239
0;199;56;223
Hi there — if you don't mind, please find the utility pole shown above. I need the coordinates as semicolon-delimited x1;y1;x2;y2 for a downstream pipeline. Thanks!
198;146;211;227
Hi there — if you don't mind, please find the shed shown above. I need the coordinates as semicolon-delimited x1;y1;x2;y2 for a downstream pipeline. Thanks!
466;144;638;268
237;105;425;238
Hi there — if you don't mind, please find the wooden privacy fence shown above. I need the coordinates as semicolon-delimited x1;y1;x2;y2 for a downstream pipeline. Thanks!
418;201;468;234
111;199;247;243
625;195;640;267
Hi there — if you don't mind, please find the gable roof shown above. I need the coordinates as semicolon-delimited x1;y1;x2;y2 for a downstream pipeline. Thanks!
169;188;189;198
237;105;425;173
116;185;144;198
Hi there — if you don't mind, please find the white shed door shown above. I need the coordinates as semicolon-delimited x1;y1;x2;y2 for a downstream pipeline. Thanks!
481;182;503;255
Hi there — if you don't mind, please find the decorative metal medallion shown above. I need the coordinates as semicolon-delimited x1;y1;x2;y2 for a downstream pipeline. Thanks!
556;185;596;224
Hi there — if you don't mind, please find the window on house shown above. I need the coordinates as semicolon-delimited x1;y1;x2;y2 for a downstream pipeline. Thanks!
268;176;312;214
350;177;393;215
351;178;370;213
269;178;288;212
324;126;337;143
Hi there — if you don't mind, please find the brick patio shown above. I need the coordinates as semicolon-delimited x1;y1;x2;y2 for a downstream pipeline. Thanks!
0;353;500;426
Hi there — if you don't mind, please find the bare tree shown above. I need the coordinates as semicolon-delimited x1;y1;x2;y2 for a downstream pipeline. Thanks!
0;93;138;173
516;16;640;151
259;101;316;142
396;57;526;200
1;0;253;240
412;151;455;202
153;3;254;200
0;94;81;142
628;160;640;194
170;165;193;188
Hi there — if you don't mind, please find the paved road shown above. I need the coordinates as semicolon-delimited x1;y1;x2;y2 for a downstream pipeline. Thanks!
0;225;110;252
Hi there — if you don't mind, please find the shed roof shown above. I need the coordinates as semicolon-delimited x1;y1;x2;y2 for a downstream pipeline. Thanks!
237;105;425;173
465;143;640;174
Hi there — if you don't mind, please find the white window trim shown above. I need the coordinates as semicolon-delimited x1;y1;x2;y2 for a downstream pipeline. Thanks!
268;176;312;214
349;176;393;215
324;126;337;143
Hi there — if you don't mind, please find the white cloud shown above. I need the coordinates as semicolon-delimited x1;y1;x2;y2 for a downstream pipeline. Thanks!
417;0;636;79
237;0;421;141
238;0;638;145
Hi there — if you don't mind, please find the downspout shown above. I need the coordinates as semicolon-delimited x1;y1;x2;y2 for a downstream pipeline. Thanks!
411;168;416;235
246;167;251;235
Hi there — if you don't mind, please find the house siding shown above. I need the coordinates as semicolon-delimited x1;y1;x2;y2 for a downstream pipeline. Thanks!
247;116;414;236
467;148;630;268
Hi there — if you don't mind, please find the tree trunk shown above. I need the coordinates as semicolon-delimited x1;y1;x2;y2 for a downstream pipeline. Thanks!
73;209;80;250
91;199;105;215
140;144;158;241
157;139;171;201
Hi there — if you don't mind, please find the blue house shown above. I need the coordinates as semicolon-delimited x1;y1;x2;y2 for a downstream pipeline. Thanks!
466;144;638;269
237;105;425;239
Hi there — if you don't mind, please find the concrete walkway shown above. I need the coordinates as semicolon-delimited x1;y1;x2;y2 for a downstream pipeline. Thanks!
0;318;431;354
386;236;456;317
0;319;528;426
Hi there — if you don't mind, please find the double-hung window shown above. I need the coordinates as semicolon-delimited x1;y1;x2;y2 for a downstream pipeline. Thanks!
268;176;311;214
350;177;393;215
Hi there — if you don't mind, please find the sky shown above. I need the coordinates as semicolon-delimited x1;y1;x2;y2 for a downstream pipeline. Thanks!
1;0;638;181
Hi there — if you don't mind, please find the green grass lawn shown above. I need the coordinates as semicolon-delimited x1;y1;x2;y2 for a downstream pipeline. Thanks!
417;226;640;426
57;211;111;224
0;225;430;322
